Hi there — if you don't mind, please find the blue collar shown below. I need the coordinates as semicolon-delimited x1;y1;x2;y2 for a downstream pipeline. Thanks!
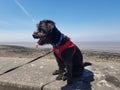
54;34;63;47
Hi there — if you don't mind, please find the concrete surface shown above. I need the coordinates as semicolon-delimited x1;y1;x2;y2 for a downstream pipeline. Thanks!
0;57;120;90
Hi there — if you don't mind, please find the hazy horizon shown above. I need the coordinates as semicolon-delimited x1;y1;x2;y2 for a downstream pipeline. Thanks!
0;41;120;53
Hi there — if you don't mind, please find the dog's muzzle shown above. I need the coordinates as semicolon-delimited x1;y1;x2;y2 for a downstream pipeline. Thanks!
33;31;48;45
33;34;39;39
32;31;45;39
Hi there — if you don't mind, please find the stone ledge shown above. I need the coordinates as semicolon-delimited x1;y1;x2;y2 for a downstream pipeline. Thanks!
0;57;120;90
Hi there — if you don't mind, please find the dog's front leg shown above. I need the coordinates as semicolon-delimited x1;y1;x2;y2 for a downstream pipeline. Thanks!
53;53;65;75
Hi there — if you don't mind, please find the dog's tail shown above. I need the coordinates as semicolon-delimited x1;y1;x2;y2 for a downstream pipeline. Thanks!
83;62;92;67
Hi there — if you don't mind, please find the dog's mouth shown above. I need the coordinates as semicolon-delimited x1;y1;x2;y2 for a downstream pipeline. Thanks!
37;36;47;45
33;31;48;45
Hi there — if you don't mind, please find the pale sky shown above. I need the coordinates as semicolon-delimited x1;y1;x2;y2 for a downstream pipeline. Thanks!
0;0;120;42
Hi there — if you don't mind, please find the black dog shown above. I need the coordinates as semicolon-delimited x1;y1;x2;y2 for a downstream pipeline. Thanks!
33;20;91;85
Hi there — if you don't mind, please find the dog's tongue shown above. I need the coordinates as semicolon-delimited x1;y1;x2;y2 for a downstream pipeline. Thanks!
35;39;41;48
35;43;39;48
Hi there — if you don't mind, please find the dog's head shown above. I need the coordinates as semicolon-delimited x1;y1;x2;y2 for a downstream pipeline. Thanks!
33;20;56;45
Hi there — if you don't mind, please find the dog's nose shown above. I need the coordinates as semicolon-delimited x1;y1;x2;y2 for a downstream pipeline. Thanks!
32;33;39;39
32;34;36;38
32;34;35;38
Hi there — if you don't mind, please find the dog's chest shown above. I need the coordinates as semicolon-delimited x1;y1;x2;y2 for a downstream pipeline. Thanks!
53;40;76;59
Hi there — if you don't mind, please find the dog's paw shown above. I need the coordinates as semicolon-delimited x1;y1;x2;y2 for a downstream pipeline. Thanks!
56;74;63;80
62;72;67;81
52;69;65;75
52;70;60;75
62;75;67;81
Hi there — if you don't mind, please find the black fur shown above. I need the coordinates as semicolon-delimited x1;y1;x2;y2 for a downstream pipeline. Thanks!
33;20;92;85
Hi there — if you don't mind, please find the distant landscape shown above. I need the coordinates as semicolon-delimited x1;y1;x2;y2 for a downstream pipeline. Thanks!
0;41;120;52
0;41;120;62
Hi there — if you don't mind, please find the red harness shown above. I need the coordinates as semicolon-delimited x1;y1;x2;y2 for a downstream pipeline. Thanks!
53;40;76;59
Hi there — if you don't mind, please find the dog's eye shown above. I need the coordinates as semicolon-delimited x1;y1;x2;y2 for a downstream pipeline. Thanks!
40;29;47;34
37;28;42;32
